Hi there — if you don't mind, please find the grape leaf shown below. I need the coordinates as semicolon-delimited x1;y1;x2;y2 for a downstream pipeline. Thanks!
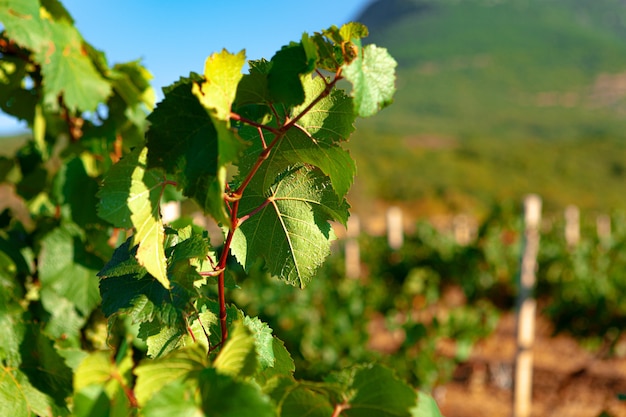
192;50;249;224
36;16;111;112
342;40;397;118
97;147;169;288
74;349;133;394
99;234;208;357
146;76;228;224
0;57;37;123
0;0;47;52
193;49;246;122
198;368;275;417
231;165;349;288
339;22;369;42
411;392;444;417
214;321;257;378
52;157;103;228
142;380;203;417
279;385;334;417
294;76;356;144
134;344;208;407
242;315;275;371
73;348;134;416
0;366;68;417
19;323;73;411
268;43;311;107
38;224;102;316
343;364;417;417
72;384;131;417
237;75;356;199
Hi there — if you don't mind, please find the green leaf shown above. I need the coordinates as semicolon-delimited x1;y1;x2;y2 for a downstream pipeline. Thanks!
198;368;276;417
238;75;356;199
268;43;311;107
231;165;348;288
0;57;37;123
0;0;47;52
0;366;68;417
339;22;369;42
52;157;103;227
19;323;73;411
214;321;258;378
38;224;102;316
279;385;333;417
146;76;227;223
411;392;444;417
72;384;132;417
36;17;111;112
134;344;208;407
193;49;246;122
139;320;187;358
191;50;249;224
344;364;417;417
342;40;397;117
294;76;356;144
242;316;274;371
142;380;203;417
98;238;148;279
73;348;134;417
98;147;169;288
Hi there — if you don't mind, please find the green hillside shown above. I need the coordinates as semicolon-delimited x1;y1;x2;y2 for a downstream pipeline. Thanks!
349;0;626;216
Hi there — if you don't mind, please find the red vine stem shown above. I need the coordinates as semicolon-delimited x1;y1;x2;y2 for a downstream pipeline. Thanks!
331;402;350;417
214;70;343;347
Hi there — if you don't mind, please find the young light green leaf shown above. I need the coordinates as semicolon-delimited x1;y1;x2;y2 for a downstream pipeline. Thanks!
73;347;134;415
129;149;169;288
339;22;369;42
134;344;208;407
214;321;258;378
411;392;444;417
98;147;169;288
72;384;133;417
193;49;246;122
342;40;397;118
192;50;249;224
231;165;349;288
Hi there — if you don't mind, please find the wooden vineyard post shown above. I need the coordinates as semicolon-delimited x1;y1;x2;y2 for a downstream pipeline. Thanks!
386;206;404;250
513;194;542;417
564;205;580;249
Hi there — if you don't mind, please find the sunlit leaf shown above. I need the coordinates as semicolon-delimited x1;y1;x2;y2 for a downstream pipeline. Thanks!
342;40;397;117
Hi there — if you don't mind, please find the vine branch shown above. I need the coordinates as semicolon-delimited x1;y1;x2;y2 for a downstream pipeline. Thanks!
213;69;344;347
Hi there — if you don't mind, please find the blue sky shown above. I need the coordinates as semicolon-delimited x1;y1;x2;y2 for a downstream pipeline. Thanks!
0;0;369;134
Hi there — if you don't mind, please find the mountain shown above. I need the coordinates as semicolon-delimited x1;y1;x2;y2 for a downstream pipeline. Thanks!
347;0;626;217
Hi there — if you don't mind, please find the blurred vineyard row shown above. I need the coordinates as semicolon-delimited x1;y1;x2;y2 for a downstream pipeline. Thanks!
227;202;626;390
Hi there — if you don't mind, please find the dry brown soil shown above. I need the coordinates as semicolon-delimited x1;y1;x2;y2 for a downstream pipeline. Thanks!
435;313;626;417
